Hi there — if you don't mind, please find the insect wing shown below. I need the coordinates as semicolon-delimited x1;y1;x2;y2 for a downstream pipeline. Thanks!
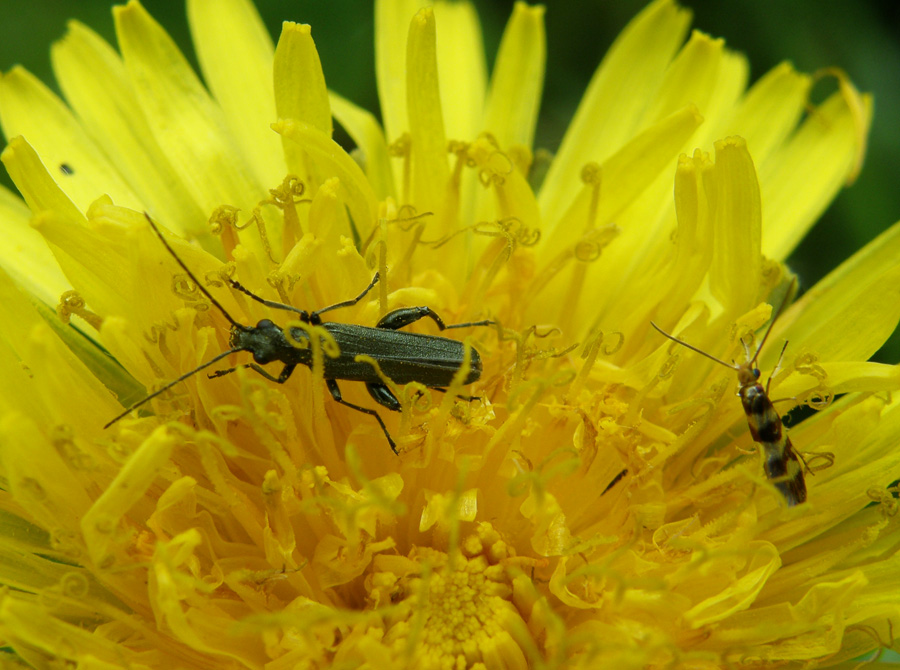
321;323;481;386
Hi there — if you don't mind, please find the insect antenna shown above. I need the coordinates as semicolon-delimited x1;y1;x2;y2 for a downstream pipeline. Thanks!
143;212;243;329
650;322;738;371
748;277;797;368
103;347;240;428
104;214;250;428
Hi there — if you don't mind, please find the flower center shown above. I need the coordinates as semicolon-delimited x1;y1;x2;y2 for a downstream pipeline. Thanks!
372;525;539;668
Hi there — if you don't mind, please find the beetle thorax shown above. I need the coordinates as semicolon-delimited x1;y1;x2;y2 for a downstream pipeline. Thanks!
230;319;296;365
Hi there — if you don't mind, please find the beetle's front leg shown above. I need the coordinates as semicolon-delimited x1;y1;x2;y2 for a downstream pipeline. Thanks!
249;363;296;383
209;366;239;379
213;363;297;383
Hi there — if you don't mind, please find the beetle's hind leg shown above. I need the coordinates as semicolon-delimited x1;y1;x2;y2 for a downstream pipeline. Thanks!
377;306;493;332
367;382;402;411
443;319;494;330
327;379;398;454
377;306;446;331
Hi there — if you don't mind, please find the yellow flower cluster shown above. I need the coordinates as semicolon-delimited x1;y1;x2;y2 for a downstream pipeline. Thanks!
0;0;897;668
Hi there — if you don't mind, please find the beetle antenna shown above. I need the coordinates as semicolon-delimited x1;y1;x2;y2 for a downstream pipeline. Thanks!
104;347;240;428
749;277;797;367
650;321;738;371
144;212;243;329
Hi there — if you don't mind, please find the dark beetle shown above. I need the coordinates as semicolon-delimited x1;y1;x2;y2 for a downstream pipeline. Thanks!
105;214;491;452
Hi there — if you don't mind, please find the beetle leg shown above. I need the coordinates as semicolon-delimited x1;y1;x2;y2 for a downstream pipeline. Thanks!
366;382;402;411
443;319;495;330
429;387;481;402
210;363;296;383
326;379;397;454
377;306;447;330
377;306;493;332
245;363;296;383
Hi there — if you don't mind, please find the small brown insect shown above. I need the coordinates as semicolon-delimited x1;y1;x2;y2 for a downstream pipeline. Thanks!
652;285;807;506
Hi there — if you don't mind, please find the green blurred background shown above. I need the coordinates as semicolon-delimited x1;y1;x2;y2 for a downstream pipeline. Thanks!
1;0;899;361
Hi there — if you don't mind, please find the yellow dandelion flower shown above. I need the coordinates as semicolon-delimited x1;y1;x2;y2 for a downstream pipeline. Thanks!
0;0;896;668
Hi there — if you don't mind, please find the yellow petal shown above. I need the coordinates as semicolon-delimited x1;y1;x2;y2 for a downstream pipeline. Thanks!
51;21;206;234
273;23;331;135
375;0;426;143
329;91;395;200
762;88;873;259
187;0;285;189
0;185;70;304
419;488;478;531
0;268;62;421
539;0;692;218
779;361;900;400
0;66;142;213
433;1;486;142
782;220;900;362
483;2;545;150
114;0;260;218
81;426;176;564
273;22;332;180
542;104;703;255
653;149;715;323
0;596;125;666
684;542;781;627
273;118;378;241
786;265;900;364
727;62;811;166
644;31;730;127
406;7;450;215
1;136;85;224
707;136;762;320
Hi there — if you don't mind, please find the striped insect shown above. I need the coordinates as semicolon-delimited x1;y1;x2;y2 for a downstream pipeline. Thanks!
651;287;808;506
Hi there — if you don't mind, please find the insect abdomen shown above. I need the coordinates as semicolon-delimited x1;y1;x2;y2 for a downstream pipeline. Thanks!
762;438;807;506
740;384;807;506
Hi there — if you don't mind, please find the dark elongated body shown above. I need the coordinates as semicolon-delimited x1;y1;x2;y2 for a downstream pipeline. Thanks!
104;214;491;453
330;325;481;384
233;316;482;386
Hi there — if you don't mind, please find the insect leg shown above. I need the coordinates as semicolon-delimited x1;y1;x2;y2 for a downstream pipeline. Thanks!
366;382;402;411
377;306;447;330
376;305;493;332
247;364;297;384
209;366;240;379
429;387;482;402
326;379;397;453
210;362;297;382
443;319;495;330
